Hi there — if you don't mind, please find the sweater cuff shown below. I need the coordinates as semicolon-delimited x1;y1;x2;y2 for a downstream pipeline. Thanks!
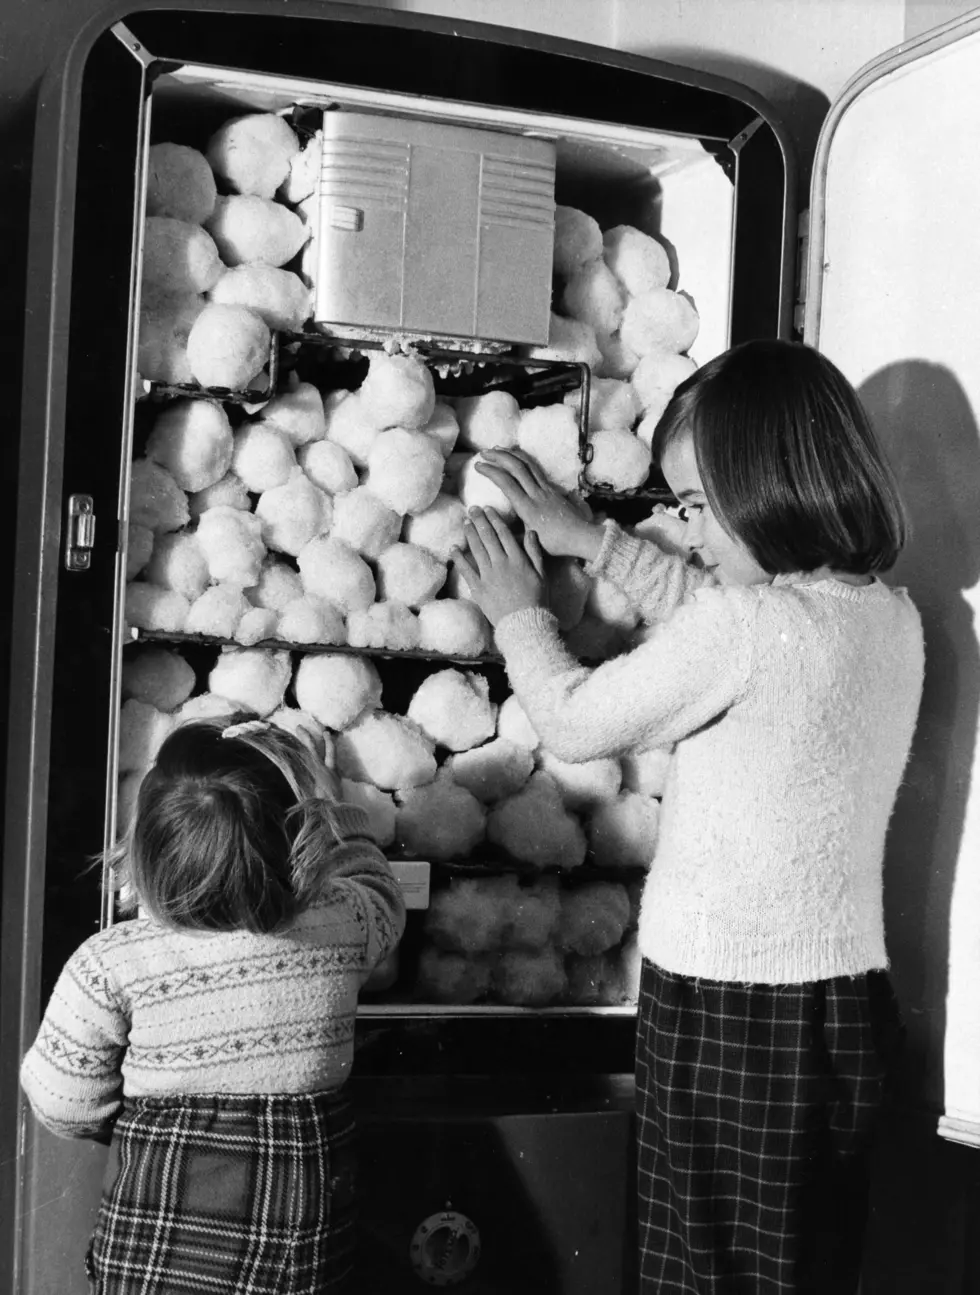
583;519;625;581
494;606;563;656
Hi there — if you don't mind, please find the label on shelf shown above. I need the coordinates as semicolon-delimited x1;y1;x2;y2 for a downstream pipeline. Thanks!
391;860;431;910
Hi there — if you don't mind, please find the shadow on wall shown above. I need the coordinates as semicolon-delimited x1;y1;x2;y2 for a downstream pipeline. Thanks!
860;361;980;1112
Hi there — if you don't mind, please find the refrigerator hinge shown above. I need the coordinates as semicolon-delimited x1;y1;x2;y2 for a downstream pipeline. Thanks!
726;115;765;156
794;208;811;337
64;494;96;571
110;21;155;68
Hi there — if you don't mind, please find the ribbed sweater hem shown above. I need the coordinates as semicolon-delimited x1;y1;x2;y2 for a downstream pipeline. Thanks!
637;924;889;984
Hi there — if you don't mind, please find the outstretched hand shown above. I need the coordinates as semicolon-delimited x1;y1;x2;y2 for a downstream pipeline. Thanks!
452;507;546;628
474;449;603;562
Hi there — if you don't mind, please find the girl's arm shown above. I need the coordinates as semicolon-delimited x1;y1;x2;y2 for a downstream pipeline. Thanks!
19;943;128;1141
586;518;712;625
321;804;407;970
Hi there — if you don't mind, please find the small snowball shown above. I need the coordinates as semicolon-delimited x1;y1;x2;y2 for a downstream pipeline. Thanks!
588;792;660;869
185;583;250;638
347;602;421;652
270;707;329;760
517;405;582;493
422;402;460;457
335;711;437;789
145;398;234;492
206;195;308;268
297;536;376;613
528;314;602;371
187;304;271;391
538;750;623;810
146;143;217;225
407;669;496;752
358;352;435;431
376;543;446;608
255;467;332;556
209;265;311;333
330;487;401;561
557;881;631;955
631;349;698;414
277;595;346;645
299;439;358;495
126;524;155;579
424;876;515;955
552;206;603;278
396;770;487;862
456;454;517;521
231;423;297;493
256;377;325;447
206;113;301;199
122;649;196;712
596;329;641;381
602;225;671;295
341;778;396;848
196;505;266;587
235;606;278;646
620;289;700;357
143;217;224;295
246;558;304;613
138;290;206;384
416;600;490;656
208;647;291;717
366;428;444;516
620;747;672;798
454;391;521;453
404;494;467;563
487;771;587;870
293;653;382;731
584;428;650;492
561;259;626;337
125;582;189;633
280;133;322;204
509;878;562;952
568;377;640;432
145;532;210;602
323;390;379;468
497;694;540;751
130;459;190;533
493;949;567;1006
449;737;534;803
176;692;239;723
416;947;492;1005
119;699;173;774
187;471;251;519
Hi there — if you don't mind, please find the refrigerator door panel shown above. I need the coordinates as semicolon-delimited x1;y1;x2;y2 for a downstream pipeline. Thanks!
804;12;980;1131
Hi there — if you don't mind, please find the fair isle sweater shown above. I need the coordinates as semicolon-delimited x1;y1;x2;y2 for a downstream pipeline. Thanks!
495;522;925;984
20;806;405;1139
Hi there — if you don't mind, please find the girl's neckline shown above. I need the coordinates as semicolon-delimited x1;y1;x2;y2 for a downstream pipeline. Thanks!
770;569;885;598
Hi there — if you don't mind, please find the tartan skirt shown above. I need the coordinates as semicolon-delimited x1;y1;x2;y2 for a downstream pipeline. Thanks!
85;1090;356;1295
635;960;903;1294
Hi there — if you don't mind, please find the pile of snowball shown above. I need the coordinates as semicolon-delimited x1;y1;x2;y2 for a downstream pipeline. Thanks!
140;113;322;391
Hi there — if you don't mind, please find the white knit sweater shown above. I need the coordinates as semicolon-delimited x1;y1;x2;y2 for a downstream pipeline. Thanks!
494;523;924;984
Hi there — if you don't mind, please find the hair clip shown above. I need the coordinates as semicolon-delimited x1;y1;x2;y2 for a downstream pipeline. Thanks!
222;719;272;741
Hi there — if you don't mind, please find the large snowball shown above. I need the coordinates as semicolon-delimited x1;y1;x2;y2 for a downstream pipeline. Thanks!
603;225;671;295
620;289;700;357
122;649;196;713
561;259;626;337
187;471;251;519
209;264;311;333
358;352;435;431
517;405;582;493
584;428;650;492
569;377;640;432
335;711;437;789
185;583;250;638
195;505;266;587
130;459;190;533
138;290;206;385
487;771;586;870
553;206;603;278
407;669;496;752
456;454;516;520
125;582;189;633
297;536;376;613
403;493;467;563
454;391;521;453
631;349;698;413
143;217;224;295
119;699;173;775
347;602;421;652
145;399;234;492
396;772;487;862
206;113;301;199
366;428;444;516
187;304;271;391
449;737;534;803
208;647;292;717
246;558;303;613
255;467;332;556
588;791;661;868
256;379;325;447
206;195;307;268
277;596;346;646
299;439;357;495
557;881;630;955
330;487;401;561
493;949;567;1006
422;402;460;457
416;600;490;657
323;390;379;468
497;694;540;751
231;423;297;493
376;543;446;607
294;653;382;730
146;144;217;225
145;532;210;602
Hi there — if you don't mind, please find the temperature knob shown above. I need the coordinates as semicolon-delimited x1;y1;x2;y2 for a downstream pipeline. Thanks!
409;1207;481;1286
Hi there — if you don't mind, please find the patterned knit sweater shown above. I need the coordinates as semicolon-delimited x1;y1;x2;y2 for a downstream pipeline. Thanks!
494;522;924;984
20;805;405;1139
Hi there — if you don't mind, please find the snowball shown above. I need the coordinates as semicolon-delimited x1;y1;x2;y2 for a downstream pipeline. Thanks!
545;556;590;631
454;391;521;453
231;423;297;493
553;206;603;278
146;143;217;225
497;694;540;751
403;494;467;563
255;467;332;556
209;265;311;332
185;583;250;638
246;558;304;613
424;876;515;954
196;505;266;587
620;289;700;357
277;595;346;645
487;771;587;870
509;878;562;951
122;649;196;712
557;881;630;955
528;313;602;370
323;390;379;468
206;195;307;268
422;402;460;457
396;771;487;862
449;737;534;803
566;954;628;1007
568;377;640;432
586;577;639;632
347;602;421;652
603;225;671;296
130;459;190;533
407;669;496;752
596;329;641;381
143;217;224;295
125;582;189;633
187;304;271;391
138;290;206;384
538;750;622;810
416;947;492;1005
280;133;322;204
119;699;173;775
358;352;435;431
335;712;436;790
517;405;582;493
207;113;300;199
176;692;239;723
126;524;155;579
417;600;490;657
256;378;325;446
588;792;661;868
298;439;358;495
145;399;234;492
584;428;650;492
493;949;567;1006
145;532;210;602
376;543;446;608
561;259;626;337
631;349;698;413
293;653;382;731
187;471;251;519
297;536;375;613
620;747;672;798
208;647;291;717
330;487;401;561
235;607;278;646
456;454;517;521
270;707;329;760
342;779;397;849
366;428;444;516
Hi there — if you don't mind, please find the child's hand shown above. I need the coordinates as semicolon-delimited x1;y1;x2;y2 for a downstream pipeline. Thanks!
452;507;546;627
475;449;603;562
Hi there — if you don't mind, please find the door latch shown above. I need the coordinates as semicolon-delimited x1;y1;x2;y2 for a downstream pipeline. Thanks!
64;494;96;571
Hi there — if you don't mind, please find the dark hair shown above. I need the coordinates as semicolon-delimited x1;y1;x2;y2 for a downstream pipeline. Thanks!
651;339;908;574
107;715;343;933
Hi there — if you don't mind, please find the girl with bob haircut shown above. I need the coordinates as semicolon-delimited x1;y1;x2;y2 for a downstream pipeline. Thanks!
21;714;405;1295
453;339;924;1295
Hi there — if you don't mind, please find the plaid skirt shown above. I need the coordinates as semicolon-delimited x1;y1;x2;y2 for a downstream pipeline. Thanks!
85;1090;356;1295
635;960;903;1294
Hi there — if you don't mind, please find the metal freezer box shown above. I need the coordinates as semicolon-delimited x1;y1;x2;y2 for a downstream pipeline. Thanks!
311;111;556;347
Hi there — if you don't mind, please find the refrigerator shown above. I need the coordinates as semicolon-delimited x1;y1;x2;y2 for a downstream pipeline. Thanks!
3;3;978;1293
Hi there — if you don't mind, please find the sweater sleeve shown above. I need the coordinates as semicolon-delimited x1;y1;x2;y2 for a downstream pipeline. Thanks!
494;584;757;762
321;804;407;973
19;939;128;1141
586;520;713;623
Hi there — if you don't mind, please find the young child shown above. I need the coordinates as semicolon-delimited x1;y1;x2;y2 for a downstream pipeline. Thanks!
20;714;406;1295
453;339;924;1294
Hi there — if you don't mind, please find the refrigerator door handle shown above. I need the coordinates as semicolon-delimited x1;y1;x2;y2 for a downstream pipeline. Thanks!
63;493;96;571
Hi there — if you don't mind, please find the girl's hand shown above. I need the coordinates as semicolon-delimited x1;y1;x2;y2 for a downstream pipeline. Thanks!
452;507;546;627
475;449;603;562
